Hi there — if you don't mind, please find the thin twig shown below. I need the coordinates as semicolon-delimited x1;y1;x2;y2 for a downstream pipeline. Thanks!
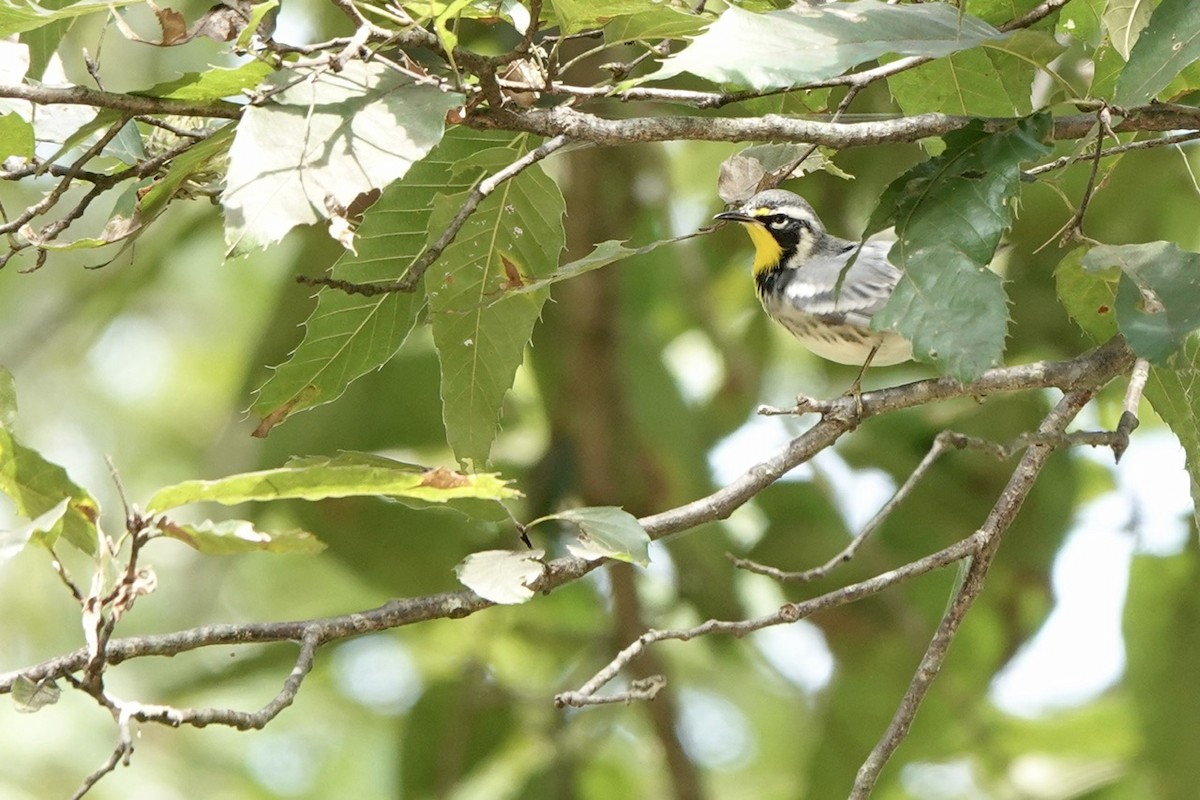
0;117;131;237
1061;106;1116;244
849;388;1095;798
1024;129;1200;178
0;339;1135;693
556;533;985;707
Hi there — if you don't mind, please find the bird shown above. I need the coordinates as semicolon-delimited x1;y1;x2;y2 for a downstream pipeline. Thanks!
714;189;913;388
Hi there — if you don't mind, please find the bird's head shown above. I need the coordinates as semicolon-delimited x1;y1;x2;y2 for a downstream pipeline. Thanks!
714;189;825;275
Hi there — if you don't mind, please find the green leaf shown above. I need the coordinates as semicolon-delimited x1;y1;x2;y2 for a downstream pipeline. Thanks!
1058;0;1106;48
1114;0;1200;106
478;236;683;306
234;0;277;49
0;426;99;554
868;114;1054;380
158;518;325;555
0;0;137;36
453;548;546;604
0;498;68;562
1054;246;1119;341
888;31;1066;116
145;452;519;512
137;61;273;101
1144;337;1200;531
222;61;464;253
644;0;1005;91
427;141;566;466
138;125;233;221
11;675;61;713
1102;0;1156;60
1082;242;1200;363
0;112;34;159
536;506;650;566
0;367;15;426
549;0;668;35
603;5;707;43
251;128;512;434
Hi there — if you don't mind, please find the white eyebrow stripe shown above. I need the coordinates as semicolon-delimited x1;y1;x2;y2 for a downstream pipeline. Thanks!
752;205;817;220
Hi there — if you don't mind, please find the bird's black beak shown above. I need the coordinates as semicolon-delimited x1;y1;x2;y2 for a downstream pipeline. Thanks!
713;209;755;223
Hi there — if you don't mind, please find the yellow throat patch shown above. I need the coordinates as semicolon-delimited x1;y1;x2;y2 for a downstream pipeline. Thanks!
739;220;784;277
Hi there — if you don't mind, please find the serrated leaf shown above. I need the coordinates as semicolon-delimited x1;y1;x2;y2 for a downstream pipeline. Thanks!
137;61;273;101
868;115;1053;380
1144;337;1200;531
12;675;61;713
251;128;513;434
159;518;325;555
144;452;519;512
427;141;566;466
1054;246;1119;341
1114;0;1200;106
1103;0;1155;60
0;411;98;554
222;61;463;253
546;506;650;566
0;0;138;36
453;548;546;604
1082;242;1200;363
644;1;1005;91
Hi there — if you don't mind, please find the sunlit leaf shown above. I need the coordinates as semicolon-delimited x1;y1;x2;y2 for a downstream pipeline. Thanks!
0;498;68;562
541;506;650;566
159;518;325;555
137;61;274;100
222;61;464;253
1114;0;1200;105
453;548;546;604
0;0;138;36
868;114;1053;380
0;401;98;554
644;0;1005;91
145;452;519;512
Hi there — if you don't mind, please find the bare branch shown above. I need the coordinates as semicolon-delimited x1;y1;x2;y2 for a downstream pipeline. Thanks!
849;388;1096;798
0;83;241;119
556;533;985;708
0;338;1134;693
468;103;1200;149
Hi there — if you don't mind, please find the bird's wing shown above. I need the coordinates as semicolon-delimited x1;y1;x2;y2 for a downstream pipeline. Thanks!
783;235;902;327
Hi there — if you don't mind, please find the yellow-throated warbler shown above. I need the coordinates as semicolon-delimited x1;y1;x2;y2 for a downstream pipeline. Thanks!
716;189;913;371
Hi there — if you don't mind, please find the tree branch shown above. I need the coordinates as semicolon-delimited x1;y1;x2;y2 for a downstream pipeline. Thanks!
849;387;1096;797
0;338;1134;693
0;84;241;119
467;104;1200;149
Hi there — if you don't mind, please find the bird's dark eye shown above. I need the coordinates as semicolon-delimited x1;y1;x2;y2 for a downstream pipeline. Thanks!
768;214;790;229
